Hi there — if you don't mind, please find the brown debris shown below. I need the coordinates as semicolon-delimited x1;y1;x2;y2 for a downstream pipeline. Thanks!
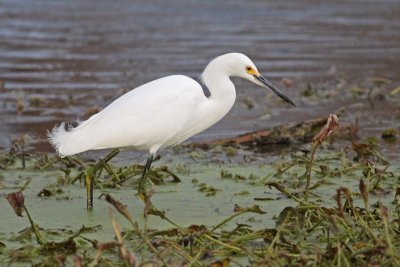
312;114;339;144
5;191;25;217
282;78;293;87
210;258;231;267
143;188;155;218
201;116;348;149
359;179;368;205
104;194;133;223
96;241;121;251
206;117;328;147
73;255;83;267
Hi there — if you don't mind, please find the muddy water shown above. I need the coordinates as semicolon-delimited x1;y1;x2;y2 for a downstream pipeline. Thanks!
0;0;399;157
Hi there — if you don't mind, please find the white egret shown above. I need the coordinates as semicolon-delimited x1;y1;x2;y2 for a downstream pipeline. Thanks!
48;53;295;208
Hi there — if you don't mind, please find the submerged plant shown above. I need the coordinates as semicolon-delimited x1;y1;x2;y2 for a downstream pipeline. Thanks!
304;114;339;202
1;110;400;266
5;191;46;245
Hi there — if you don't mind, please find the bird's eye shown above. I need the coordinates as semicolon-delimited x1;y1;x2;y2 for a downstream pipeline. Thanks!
246;66;252;72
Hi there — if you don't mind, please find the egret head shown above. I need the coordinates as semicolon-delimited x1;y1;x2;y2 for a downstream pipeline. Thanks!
211;53;296;106
232;53;296;106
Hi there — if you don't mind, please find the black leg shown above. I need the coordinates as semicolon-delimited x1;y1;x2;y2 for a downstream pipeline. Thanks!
85;149;120;210
138;154;154;195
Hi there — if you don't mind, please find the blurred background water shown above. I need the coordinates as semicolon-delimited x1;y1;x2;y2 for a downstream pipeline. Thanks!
0;0;399;156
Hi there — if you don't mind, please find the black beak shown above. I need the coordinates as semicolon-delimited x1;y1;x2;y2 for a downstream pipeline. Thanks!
254;75;296;106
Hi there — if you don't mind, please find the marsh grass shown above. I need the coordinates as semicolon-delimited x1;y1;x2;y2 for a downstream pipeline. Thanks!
1;123;400;266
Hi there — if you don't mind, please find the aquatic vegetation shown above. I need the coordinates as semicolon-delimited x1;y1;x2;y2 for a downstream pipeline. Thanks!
0;106;399;267
1;117;400;266
381;128;398;143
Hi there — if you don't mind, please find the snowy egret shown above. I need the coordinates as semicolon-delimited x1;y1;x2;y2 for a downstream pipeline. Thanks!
48;53;295;208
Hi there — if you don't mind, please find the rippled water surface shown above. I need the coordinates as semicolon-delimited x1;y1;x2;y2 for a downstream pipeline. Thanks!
0;0;399;157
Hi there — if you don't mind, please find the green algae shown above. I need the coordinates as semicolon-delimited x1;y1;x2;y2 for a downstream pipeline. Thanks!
0;142;400;266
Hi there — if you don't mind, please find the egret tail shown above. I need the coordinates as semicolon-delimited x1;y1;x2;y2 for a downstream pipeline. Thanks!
48;122;96;157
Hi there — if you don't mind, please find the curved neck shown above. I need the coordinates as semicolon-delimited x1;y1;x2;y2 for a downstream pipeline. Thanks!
201;56;236;103
198;61;237;126
203;73;235;102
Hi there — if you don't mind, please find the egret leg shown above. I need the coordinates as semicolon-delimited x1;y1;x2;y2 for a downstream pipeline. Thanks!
84;149;120;210
85;173;94;209
138;155;154;196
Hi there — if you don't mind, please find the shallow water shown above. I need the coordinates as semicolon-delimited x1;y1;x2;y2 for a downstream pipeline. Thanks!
1;149;398;265
0;0;399;158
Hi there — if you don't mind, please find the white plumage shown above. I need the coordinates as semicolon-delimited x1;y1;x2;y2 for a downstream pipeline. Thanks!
48;53;294;157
